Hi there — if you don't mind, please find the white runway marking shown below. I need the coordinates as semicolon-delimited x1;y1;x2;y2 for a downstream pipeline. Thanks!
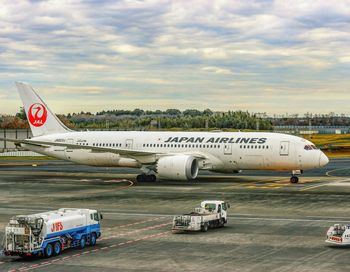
326;167;350;177
300;177;350;191
232;216;350;223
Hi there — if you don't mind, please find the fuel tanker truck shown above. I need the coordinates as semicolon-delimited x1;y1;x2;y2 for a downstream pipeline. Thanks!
3;208;103;258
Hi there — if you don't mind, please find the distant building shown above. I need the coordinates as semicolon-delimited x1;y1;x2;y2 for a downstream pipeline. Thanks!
274;126;350;135
0;129;32;152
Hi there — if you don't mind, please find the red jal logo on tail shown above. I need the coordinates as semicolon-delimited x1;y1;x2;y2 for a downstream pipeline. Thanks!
28;103;47;127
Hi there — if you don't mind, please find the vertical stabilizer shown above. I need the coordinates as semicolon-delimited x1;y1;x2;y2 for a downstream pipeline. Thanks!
15;82;70;137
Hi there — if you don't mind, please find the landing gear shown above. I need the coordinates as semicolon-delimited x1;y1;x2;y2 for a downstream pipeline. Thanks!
290;176;299;183
136;174;157;182
290;170;302;184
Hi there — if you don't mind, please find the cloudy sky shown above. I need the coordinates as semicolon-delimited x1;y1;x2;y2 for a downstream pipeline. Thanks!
1;0;350;115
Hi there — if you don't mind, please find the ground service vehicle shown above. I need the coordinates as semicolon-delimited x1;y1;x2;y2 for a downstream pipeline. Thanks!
172;200;229;232
325;224;350;245
3;208;103;258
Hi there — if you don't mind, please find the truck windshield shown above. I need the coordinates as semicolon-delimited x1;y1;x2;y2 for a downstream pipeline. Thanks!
204;203;216;211
222;203;227;211
93;213;99;221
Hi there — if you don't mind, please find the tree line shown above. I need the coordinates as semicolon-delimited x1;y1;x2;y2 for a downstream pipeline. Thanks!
0;108;273;130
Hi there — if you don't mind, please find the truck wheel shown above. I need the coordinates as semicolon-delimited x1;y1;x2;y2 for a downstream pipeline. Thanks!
44;243;53;258
80;236;86;249
53;241;61;256
201;223;208;232
90;233;97;246
219;218;225;227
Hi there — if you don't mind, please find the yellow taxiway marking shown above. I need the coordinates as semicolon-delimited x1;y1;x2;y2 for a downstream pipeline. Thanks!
238;177;323;190
225;177;288;189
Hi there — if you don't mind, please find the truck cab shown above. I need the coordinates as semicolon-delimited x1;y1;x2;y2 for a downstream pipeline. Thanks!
201;200;230;223
88;210;103;224
326;224;350;245
172;200;230;232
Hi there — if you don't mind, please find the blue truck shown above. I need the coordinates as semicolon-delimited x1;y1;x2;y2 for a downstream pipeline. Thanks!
3;208;103;258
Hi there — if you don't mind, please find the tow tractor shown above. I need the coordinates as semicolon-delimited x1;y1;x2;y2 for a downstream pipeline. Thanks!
325;224;350;245
172;200;229;232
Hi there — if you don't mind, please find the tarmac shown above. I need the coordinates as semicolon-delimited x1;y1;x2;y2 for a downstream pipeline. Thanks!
0;158;350;271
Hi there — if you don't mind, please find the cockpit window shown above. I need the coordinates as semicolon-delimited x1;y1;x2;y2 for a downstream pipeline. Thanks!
304;145;319;150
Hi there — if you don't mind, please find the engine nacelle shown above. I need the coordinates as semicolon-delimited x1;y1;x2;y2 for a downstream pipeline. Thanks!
156;155;199;181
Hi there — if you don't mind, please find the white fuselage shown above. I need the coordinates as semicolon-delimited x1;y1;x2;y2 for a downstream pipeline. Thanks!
23;131;328;173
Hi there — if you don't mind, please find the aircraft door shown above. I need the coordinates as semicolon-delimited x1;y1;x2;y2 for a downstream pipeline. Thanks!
65;138;74;159
280;141;289;156
224;144;232;155
125;139;133;149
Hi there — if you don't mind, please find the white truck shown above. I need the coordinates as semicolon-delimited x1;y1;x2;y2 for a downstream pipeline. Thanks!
3;208;103;258
172;200;229;232
325;224;350;245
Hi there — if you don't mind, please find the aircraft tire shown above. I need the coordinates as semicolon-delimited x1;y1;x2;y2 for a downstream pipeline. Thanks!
290;176;299;183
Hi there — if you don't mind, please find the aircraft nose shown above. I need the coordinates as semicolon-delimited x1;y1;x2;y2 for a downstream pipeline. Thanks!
319;152;329;167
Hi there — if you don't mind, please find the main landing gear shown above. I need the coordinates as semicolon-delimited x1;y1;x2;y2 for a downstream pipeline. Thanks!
136;174;157;182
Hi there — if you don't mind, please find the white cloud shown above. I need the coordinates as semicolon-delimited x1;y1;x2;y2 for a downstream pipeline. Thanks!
202;66;233;75
0;0;349;115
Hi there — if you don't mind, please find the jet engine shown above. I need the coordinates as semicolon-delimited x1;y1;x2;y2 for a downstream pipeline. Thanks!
155;155;199;181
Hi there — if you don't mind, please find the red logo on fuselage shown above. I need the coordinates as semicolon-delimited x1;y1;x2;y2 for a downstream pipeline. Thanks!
28;103;47;127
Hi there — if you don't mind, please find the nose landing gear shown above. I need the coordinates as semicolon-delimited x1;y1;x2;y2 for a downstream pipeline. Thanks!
290;170;303;184
290;176;299;183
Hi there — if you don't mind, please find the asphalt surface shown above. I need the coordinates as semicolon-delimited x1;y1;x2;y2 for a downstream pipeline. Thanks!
0;158;349;271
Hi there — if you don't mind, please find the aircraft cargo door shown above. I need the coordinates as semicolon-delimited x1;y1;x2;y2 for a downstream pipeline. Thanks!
280;141;289;156
239;155;264;169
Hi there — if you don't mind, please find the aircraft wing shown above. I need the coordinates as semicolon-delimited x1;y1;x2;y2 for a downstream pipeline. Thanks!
0;138;207;163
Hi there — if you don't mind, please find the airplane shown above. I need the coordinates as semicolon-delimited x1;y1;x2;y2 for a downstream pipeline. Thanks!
1;82;329;183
